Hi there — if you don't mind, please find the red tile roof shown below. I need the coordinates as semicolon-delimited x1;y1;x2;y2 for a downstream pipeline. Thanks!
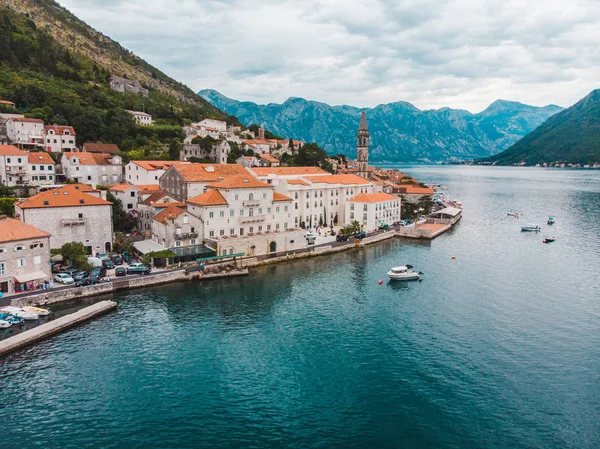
0;217;50;243
27;152;55;165
109;183;139;192
349;193;399;203
44;124;76;135
0;145;28;156
153;205;186;224
397;185;435;195
9;118;43;124
207;174;271;189
303;174;371;185
136;184;162;194
250;167;330;176
259;154;279;163
15;185;112;209
140;191;170;206
82;143;120;154
187;189;229;207
0;100;15;106
175;163;248;182
285;179;310;186
130;160;179;171
273;192;293;202
63;152;116;165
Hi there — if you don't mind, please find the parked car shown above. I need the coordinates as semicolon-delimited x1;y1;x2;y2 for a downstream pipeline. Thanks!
63;268;79;277
127;263;151;275
354;231;367;239
122;252;132;263
96;253;109;261
111;255;123;265
51;263;62;273
115;267;126;277
88;266;107;283
102;260;115;269
54;273;75;284
336;234;349;242
59;265;73;273
72;271;89;282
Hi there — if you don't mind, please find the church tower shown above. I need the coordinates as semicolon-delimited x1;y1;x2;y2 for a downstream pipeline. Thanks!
356;110;370;179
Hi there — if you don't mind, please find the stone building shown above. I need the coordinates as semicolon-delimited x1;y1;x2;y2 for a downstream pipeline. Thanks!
125;160;179;185
61;152;123;186
44;125;76;153
151;205;203;250
138;191;182;236
346;192;401;232
0;145;29;186
0;216;51;294
14;184;114;255
110;75;149;96
126;110;153;126
108;183;141;211
5;117;45;150
27;152;57;186
180;140;230;164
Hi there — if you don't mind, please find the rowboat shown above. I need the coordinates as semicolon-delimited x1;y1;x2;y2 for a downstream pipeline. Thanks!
543;237;556;243
521;224;541;232
22;306;51;317
547;216;555;225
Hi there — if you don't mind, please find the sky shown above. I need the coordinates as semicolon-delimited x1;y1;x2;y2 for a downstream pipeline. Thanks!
59;0;600;112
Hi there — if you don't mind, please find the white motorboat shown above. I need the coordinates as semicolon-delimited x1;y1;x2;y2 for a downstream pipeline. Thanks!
22;306;51;317
521;223;541;232
387;265;421;281
0;306;39;321
0;319;11;329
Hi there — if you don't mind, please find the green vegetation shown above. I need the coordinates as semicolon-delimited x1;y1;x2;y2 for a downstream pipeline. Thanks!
106;192;138;233
55;241;92;271
247;124;282;140
342;220;363;237
112;232;134;254
484;90;600;166
0;198;16;217
0;6;238;160
280;143;334;173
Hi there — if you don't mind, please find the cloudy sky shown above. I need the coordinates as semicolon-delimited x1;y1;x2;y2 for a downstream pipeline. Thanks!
59;0;599;112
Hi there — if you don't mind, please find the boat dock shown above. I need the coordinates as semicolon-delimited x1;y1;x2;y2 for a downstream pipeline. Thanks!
0;300;117;357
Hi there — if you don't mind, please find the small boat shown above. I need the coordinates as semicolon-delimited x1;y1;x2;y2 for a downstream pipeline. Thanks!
0;313;24;326
547;216;555;225
387;265;421;281
0;319;11;329
543;237;556;243
0;306;39;321
521;223;541;232
22;306;51;317
507;211;519;217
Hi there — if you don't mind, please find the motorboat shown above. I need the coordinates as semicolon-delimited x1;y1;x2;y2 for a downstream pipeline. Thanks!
0;306;39;321
22;306;51;317
0;318;11;328
507;211;519;217
387;265;421;281
0;313;24;327
543;237;556;243
521;224;541;232
547;216;555;225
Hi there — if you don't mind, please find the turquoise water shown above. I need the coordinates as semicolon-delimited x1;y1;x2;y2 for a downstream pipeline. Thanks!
1;167;600;448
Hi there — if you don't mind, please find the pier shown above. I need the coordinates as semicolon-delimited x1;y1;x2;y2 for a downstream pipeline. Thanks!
0;300;117;357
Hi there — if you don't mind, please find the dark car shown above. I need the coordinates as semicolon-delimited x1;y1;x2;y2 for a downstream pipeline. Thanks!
111;255;123;265
59;265;74;273
122;252;132;263
102;260;115;269
336;234;348;242
354;231;367;239
88;266;107;283
52;263;63;273
115;267;126;277
72;271;89;282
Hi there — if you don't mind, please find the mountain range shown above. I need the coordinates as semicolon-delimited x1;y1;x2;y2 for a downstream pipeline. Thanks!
484;89;600;165
199;89;563;163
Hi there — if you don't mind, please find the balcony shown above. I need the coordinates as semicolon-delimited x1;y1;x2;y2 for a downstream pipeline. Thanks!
243;200;261;207
7;168;27;175
174;232;199;241
239;214;266;224
60;218;87;226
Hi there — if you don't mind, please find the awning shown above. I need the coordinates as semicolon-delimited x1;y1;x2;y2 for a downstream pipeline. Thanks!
133;239;168;255
14;271;48;283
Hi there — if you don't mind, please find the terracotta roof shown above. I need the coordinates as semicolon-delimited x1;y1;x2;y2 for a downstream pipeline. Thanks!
187;189;229;207
273;192;293;202
27;152;55;165
259;154;279;163
243;139;271;145
154;201;186;209
127;110;152;117
44;124;76;135
153;205;186;224
303;174;371;185
250;167;330;177
9;118;43;124
398;185;435;195
140;191;170;206
0;217;51;243
349;193;399;203
0;100;15;106
0;145;28;156
15;185;112;209
82;143;120;154
285;179;310;186
109;183;139;192
175;163;248;182
136;184;161;194
207;174;271;189
63;152;115;166
130;160;179;171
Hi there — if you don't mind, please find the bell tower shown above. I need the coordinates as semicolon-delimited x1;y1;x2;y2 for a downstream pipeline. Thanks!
356;110;370;179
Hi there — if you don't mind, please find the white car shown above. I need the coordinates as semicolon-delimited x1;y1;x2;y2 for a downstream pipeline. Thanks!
54;273;75;284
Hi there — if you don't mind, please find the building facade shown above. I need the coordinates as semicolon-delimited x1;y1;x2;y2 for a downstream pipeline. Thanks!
14;185;114;255
356;111;370;179
0;217;51;294
44;125;76;153
346;193;401;232
126;110;153;126
5;117;44;149
0;145;29;186
125;161;179;185
61;152;123;186
151;205;203;250
27;152;56;186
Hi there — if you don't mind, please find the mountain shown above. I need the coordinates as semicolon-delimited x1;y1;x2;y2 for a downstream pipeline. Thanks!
484;89;600;166
0;0;235;149
199;90;563;162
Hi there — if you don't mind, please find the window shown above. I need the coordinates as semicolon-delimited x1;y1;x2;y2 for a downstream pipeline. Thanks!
32;166;36;171
276;207;280;213
235;194;239;201
240;228;245;236
183;215;189;224
15;246;23;251
40;165;44;171
314;192;318;198
230;229;235;235
220;211;224;218
220;229;225;236
263;193;267;199
267;208;271;213
6;158;9;163
351;213;354;219
17;258;25;267
0;262;4;275
49;175;53;180
127;203;133;210
258;226;263;232
191;239;196;245
175;227;182;235
295;203;298;210
249;193;254;201
230;210;234;217
258;208;262;214
284;223;288;228
130;191;136;197
249;227;254;233
306;192;309;199
267;225;272;231
17;158;21;163
87;176;91;181
295;192;298;199
176;241;182;247
351;204;354;211
276;223;280;230
34;256;41;265
209;212;214;218
210;230;215;237
78;213;83;219
191;227;195;233
240;210;244;216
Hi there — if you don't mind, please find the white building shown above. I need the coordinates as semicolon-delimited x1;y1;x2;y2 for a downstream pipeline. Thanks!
14;184;114;255
125;160;179;185
126;110;153;126
0;216;51;294
151;205;203;250
28;152;56;186
44;125;76;153
61;152;124;186
5;117;44;149
138;191;183;236
243;139;271;154
108;183;141;211
0;145;29;187
186;174;305;256
197;119;227;133
346;193;401;232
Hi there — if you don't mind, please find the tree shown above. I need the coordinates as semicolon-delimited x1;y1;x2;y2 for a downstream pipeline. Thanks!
113;232;134;254
107;192;138;233
418;195;434;215
58;242;92;271
342;220;363;237
169;137;182;160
